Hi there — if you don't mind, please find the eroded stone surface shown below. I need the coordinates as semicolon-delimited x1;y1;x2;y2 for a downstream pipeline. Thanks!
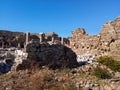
69;16;120;60
26;41;78;69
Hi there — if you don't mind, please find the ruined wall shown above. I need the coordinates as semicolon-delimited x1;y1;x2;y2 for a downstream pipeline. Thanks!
0;30;25;48
69;16;120;60
35;32;69;45
0;30;69;48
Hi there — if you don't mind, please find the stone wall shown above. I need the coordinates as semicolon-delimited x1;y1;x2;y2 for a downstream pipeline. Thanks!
34;32;69;45
69;16;120;60
0;30;25;48
0;30;69;48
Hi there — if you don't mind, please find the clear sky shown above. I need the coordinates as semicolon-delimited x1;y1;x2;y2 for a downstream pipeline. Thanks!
0;0;120;37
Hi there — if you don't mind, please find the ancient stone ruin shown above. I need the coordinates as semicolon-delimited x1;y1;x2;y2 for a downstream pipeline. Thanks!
0;30;25;48
0;31;74;72
69;16;120;60
0;30;69;49
1;17;120;90
0;17;120;58
0;16;120;73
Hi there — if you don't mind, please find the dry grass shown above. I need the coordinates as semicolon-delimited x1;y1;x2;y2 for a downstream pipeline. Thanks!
0;64;80;90
1;59;117;90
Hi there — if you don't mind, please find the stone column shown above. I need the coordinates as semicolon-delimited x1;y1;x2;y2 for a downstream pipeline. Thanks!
39;33;45;43
61;38;64;45
39;33;43;42
52;36;54;43
26;32;30;45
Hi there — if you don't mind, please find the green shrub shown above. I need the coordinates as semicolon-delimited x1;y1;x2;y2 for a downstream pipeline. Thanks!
97;56;120;72
110;61;120;72
97;56;114;66
93;67;111;79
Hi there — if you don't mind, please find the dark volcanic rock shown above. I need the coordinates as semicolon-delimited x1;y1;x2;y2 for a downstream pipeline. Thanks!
26;42;78;69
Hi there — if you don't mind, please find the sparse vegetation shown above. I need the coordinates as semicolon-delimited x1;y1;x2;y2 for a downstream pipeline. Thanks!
97;56;120;72
0;56;120;90
0;61;120;90
93;67;111;79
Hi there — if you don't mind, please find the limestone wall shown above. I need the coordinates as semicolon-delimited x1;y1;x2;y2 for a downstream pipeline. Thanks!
69;16;120;60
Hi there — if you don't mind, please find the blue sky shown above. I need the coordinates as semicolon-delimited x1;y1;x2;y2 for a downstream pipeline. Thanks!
0;0;120;37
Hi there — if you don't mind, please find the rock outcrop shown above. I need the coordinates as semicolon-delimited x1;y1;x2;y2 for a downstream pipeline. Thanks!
69;16;120;60
26;41;78;69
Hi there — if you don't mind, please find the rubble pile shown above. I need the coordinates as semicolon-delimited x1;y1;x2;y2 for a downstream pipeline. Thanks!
77;54;96;65
0;49;28;74
11;50;28;71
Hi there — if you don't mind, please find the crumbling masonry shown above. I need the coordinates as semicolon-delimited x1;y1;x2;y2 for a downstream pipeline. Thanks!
69;16;120;60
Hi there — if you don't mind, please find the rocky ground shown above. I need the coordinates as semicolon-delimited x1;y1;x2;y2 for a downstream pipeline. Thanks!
0;62;120;90
0;43;120;90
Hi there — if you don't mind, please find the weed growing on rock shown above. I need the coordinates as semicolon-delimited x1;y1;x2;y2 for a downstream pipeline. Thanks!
97;56;120;72
93;67;111;79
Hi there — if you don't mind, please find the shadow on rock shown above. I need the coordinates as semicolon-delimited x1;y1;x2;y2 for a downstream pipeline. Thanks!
0;58;14;74
24;42;79;70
